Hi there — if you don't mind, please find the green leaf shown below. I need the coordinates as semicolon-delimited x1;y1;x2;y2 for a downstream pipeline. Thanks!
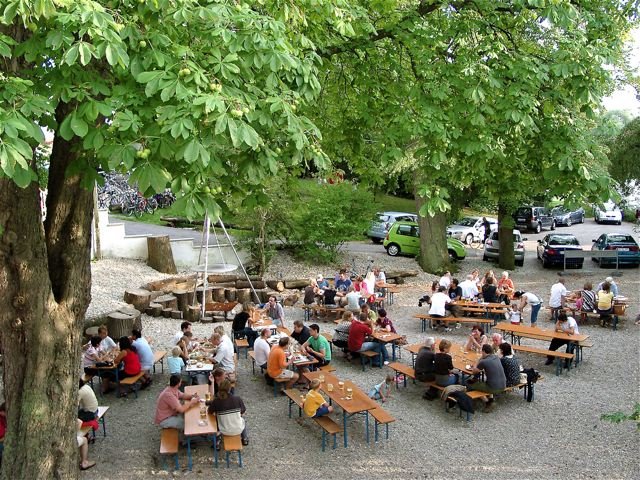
70;116;89;138
64;44;79;65
105;44;116;66
11;165;34;188
59;115;74;141
183;140;199;164
78;42;92;66
239;123;260;148
227;118;240;147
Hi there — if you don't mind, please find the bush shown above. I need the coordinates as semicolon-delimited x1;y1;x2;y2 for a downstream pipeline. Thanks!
286;182;377;264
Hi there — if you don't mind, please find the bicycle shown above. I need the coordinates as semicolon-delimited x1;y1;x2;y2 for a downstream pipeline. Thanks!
348;257;375;279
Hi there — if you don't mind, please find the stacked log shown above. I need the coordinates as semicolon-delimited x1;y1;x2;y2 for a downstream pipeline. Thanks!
155;294;178;310
195;287;213;304
123;288;152;311
212;287;226;303
106;307;141;339
145;303;163;316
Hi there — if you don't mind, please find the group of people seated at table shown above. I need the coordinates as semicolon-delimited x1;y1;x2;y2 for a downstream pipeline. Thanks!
81;325;153;396
413;335;522;411
303;267;387;309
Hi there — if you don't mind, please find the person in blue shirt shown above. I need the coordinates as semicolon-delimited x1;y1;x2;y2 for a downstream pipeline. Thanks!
334;270;352;306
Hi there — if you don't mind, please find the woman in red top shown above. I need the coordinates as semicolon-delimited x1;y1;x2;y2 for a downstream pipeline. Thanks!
102;336;147;396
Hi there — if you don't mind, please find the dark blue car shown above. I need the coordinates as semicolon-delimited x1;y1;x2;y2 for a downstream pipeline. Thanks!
592;233;640;267
536;233;584;268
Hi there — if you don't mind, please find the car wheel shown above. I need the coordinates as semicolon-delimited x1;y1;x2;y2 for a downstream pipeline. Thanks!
386;243;400;257
579;214;584;224
617;221;621;225
550;221;556;230
465;233;474;245
542;257;549;268
566;218;572;227
515;259;524;267
371;238;382;244
448;249;458;261
535;223;541;234
482;254;488;262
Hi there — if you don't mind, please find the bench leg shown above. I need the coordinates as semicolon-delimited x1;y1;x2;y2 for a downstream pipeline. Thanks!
288;398;292;418
187;438;193;471
251;359;255;375
365;411;370;444
374;421;379;443
238;451;243;468
321;430;326;452
361;356;366;372
333;432;337;450
555;358;562;376
101;416;107;437
173;453;179;471
386;423;389;439
213;436;218;468
226;451;230;468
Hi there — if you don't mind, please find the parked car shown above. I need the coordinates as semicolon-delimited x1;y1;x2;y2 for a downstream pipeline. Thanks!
447;216;497;245
536;233;584;268
550;206;585;227
594;201;622;225
591;233;640;267
513;206;556;233
366;211;417;243
482;230;526;267
383;221;466;260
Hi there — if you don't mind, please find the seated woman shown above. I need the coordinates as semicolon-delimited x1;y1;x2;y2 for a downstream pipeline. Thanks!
333;312;353;358
497;271;515;303
231;307;258;348
465;326;488;353
208;380;249;446
101;336;147;396
578;282;597;321
375;308;397;333
481;276;499;303
78;378;99;422
596;282;615;327
498;343;522;387
434;339;459;387
303;278;321;306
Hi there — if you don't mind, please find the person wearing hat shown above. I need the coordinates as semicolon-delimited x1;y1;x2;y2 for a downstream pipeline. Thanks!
597;277;619;297
316;274;329;290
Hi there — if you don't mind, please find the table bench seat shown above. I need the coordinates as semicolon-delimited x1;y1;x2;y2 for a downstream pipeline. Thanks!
368;408;395;442
387;362;416;388
319;364;336;373
358;350;381;371
222;435;243;468
248;351;265;376
235;338;249;359
80;405;109;441
119;372;146;397
511;344;574;376
414;315;493;332
313;416;343;451
159;428;180;471
152;350;166;374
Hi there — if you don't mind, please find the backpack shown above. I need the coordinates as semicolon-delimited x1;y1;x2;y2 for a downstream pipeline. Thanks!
324;289;337;305
449;391;475;413
521;367;540;402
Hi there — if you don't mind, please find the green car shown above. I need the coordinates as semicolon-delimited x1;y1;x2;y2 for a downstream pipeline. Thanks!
383;221;467;260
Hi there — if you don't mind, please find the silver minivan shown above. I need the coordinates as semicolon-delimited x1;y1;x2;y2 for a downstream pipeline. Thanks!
483;230;526;266
367;211;417;243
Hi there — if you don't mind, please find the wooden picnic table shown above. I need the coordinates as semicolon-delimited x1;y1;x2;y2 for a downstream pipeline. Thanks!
183;385;218;470
414;314;493;332
371;330;403;361
377;283;401;305
494;322;589;344
405;341;481;376
303;371;378;448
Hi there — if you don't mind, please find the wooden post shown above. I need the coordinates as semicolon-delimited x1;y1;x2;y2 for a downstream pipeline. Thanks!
146;235;177;274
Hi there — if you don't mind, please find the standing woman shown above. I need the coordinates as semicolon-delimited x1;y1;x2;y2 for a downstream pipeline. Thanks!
513;291;542;326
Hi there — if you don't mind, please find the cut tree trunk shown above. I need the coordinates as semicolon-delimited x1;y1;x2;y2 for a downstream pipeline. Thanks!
195;287;213;304
172;289;193;313
162;308;173;318
283;294;299;307
225;288;237;302
207;274;240;283
146;235;177;274
145;303;163;317
237;288;252;304
284;279;309;289
123;288;152;311
257;289;270;303
145;275;195;293
116;306;142;331
154;294;178;310
265;280;285;292
385;270;419;279
212;287;226;303
185;305;202;323
236;280;266;289
170;310;183;319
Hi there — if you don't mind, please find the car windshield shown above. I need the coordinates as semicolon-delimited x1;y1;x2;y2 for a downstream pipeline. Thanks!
376;215;390;223
548;236;580;246
607;235;635;243
601;203;619;212
515;208;530;216
454;217;479;227
552;207;567;215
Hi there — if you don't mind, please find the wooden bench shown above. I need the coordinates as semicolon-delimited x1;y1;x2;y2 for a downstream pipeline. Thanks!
387;362;416;388
119;372;146;397
313;416;343;452
321;332;334;354
576;340;594;364
444;390;491;421
304;305;346;322
358;350;381;371
152;350;167;374
248;351;265;376
159;428;180;471
80;406;110;441
511;344;574;376
235;338;250;359
414;314;493;333
222;435;243;468
369;408;395;442
284;388;305;418
272;376;290;397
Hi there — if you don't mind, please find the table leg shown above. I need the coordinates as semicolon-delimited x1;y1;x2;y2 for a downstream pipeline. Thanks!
213;435;218;468
187;437;193;471
343;411;348;448
365;411;370;444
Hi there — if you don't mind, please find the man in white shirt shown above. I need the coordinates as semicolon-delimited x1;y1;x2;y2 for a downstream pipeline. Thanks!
438;272;451;290
345;287;361;313
253;328;272;371
460;274;479;299
429;286;452;331
549;278;567;321
546;312;579;366
211;333;235;373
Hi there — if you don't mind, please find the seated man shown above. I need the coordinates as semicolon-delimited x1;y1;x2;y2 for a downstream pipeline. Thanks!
266;296;286;327
334;271;352;306
348;313;388;366
302;324;331;367
253;328;272;371
210;332;236;380
154;374;200;430
332;312;352;357
291;320;311;345
231;309;258;348
266;337;299;389
316;274;329;290
96;325;117;354
132;329;154;385
345;286;361;313
546;312;579;366
468;344;507;412
173;321;192;345
415;337;437;399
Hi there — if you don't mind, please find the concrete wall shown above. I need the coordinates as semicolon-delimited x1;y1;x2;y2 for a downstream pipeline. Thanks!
92;210;249;269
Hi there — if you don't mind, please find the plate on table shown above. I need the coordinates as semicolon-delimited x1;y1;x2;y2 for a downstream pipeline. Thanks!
196;362;204;368
188;360;197;365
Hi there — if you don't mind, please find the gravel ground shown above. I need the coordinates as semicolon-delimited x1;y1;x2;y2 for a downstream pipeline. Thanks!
82;247;639;480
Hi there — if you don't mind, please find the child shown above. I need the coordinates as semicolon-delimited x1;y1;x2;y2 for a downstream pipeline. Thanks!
368;374;394;403
167;347;184;375
508;304;521;325
303;379;333;417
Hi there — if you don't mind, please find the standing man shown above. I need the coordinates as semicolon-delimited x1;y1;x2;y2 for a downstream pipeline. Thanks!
302;324;332;367
154;374;200;430
266;296;286;327
482;217;492;243
549;278;567;321
468;344;507;412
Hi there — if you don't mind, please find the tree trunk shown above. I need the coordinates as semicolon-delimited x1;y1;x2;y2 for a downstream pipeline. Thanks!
497;201;516;270
146;235;177;274
0;102;93;479
415;195;449;274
